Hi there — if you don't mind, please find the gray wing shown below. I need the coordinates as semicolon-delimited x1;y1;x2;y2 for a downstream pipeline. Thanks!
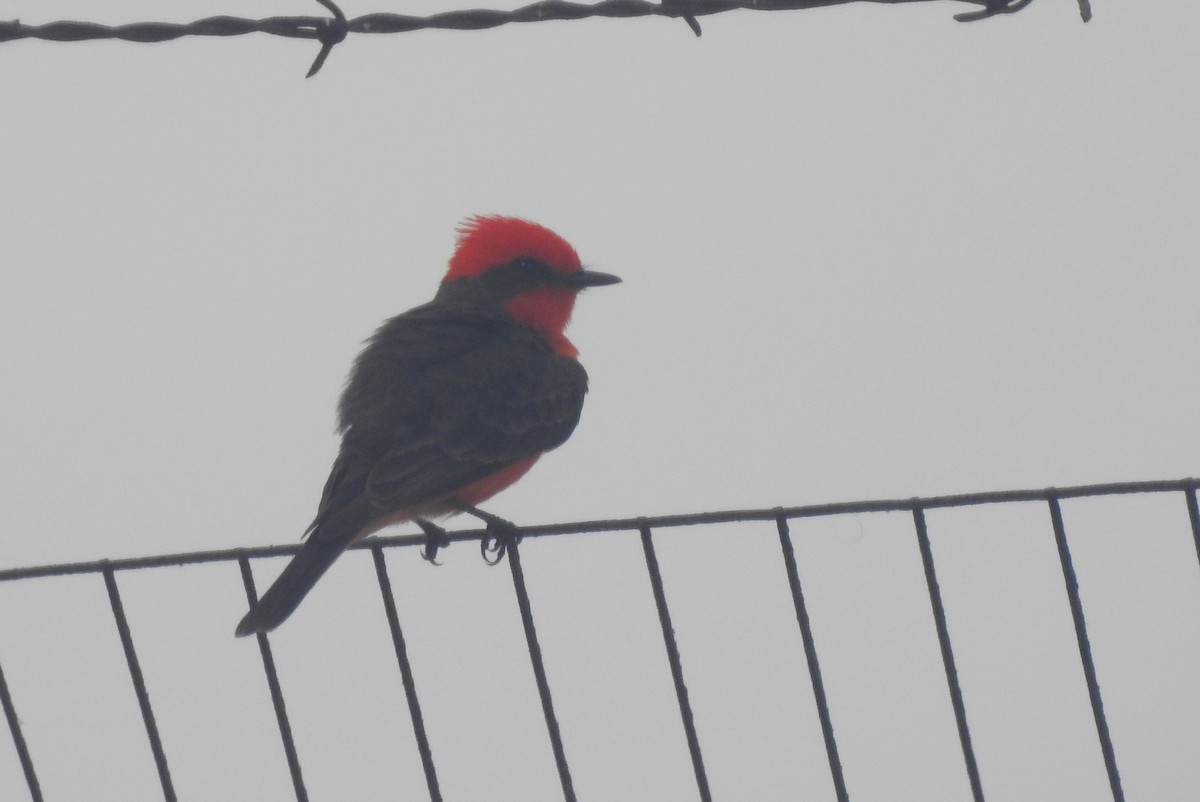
235;307;589;636
311;306;589;540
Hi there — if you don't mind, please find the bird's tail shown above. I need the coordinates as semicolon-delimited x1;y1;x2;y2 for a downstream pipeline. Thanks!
235;537;349;637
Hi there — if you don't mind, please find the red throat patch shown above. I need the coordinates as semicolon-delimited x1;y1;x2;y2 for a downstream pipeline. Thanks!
504;288;579;356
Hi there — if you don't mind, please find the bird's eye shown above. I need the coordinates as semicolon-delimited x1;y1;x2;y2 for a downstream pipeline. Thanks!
513;257;557;282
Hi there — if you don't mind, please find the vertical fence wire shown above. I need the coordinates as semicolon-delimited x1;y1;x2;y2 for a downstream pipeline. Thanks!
102;565;176;802
911;507;985;802
775;515;849;802
0;654;41;802
505;538;576;802
237;557;309;802
370;546;442;802
1046;497;1125;802
1186;489;1200;571
639;524;712;802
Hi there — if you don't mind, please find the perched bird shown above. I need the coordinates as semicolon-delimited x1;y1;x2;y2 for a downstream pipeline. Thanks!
236;216;619;636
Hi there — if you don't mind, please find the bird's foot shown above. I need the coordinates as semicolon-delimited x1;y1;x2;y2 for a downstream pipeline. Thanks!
481;527;517;565
416;518;450;565
455;504;520;566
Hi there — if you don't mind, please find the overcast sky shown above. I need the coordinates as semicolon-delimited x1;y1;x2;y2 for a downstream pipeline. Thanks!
2;1;1199;800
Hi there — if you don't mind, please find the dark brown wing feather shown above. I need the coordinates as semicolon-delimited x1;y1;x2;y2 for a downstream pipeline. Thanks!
235;303;588;636
318;303;588;536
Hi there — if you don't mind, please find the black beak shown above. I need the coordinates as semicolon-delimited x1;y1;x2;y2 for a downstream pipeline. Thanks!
561;268;621;288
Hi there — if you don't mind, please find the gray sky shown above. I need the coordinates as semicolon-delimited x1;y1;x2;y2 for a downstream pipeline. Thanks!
2;1;1198;800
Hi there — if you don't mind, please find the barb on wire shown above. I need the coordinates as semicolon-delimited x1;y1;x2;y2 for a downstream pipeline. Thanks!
0;0;1093;78
306;0;347;77
955;0;1091;21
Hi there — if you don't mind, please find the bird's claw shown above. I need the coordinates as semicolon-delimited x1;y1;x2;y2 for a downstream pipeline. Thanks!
480;522;519;565
416;519;450;565
451;503;520;565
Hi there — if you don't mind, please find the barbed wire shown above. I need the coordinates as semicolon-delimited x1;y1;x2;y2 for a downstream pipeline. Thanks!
2;0;1094;78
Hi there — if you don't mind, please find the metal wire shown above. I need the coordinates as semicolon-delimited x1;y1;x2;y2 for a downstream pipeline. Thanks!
1;476;1197;801
775;515;848;802
505;537;577;801
0;653;41;802
0;0;1094;77
1187;489;1200;570
6;477;1196;585
371;546;443;802
238;557;309;802
1047;496;1125;802
640;523;712;802
913;506;985;802
102;566;177;802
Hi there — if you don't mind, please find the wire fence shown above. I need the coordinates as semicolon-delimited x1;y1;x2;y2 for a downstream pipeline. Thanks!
1;0;1094;77
1;476;1197;801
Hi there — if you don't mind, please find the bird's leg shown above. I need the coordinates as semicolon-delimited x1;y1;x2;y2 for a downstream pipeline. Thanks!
454;503;520;565
416;518;450;565
457;504;514;530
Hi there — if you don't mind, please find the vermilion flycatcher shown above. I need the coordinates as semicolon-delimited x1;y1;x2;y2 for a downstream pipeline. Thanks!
236;216;619;636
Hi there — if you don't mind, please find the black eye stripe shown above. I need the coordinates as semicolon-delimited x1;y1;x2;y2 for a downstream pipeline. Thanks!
514;256;551;275
441;258;568;301
505;257;570;289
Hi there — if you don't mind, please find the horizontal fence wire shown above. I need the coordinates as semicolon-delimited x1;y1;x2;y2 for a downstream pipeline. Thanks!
1;475;1197;802
3;477;1195;584
1;0;1094;77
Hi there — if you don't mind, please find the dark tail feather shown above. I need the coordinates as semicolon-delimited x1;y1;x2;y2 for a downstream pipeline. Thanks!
235;537;349;637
